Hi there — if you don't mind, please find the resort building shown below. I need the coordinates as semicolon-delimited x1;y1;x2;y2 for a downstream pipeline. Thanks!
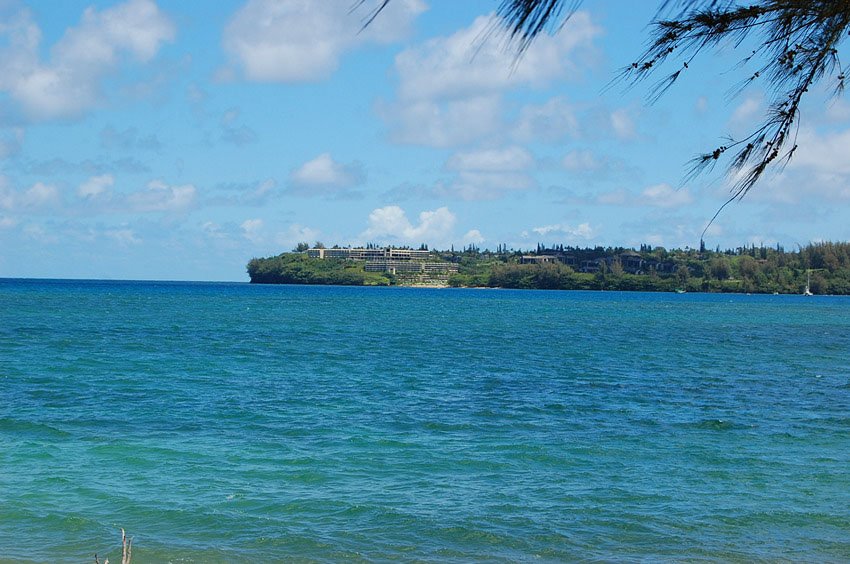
619;250;645;274
520;255;558;265
305;246;456;278
306;247;431;261
364;260;458;275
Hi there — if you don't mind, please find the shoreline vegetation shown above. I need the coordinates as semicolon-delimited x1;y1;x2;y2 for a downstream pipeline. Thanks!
247;242;850;295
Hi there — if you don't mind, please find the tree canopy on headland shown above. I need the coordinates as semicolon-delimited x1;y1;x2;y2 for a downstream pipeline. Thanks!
248;241;850;294
247;254;392;286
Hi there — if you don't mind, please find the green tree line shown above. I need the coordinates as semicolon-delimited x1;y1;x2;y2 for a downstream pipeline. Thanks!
247;254;392;286
248;242;850;294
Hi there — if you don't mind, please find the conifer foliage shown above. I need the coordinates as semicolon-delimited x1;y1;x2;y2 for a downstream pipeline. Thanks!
497;0;850;197
511;1;849;197
364;1;850;197
619;1;850;199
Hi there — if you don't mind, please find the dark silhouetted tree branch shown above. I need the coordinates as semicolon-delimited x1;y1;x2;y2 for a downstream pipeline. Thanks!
362;0;850;200
617;1;849;199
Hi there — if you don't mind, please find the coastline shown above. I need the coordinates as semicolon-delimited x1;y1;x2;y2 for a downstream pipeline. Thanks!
247;243;850;296
249;280;843;295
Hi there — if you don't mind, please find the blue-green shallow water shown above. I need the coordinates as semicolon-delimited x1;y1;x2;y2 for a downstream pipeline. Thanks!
1;279;849;563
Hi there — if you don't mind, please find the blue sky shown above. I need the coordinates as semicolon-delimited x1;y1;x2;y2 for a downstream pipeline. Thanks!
1;0;848;281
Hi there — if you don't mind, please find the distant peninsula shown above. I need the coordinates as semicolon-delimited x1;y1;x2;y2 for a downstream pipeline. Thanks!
247;242;850;295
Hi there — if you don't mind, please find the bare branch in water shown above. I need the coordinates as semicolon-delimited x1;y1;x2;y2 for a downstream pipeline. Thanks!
121;528;133;564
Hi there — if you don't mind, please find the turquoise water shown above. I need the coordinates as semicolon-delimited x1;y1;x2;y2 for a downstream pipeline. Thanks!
1;279;849;562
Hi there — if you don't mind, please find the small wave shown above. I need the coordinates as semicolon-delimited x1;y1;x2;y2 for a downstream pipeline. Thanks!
0;417;71;439
687;418;750;431
422;421;475;432
799;415;850;429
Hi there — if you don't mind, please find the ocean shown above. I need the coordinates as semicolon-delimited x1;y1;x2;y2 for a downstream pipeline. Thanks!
1;279;849;562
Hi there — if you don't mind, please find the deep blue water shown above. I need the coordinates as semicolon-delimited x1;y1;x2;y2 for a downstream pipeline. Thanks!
1;279;849;562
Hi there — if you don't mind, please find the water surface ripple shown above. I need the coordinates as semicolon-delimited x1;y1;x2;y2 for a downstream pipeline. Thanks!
1;280;849;562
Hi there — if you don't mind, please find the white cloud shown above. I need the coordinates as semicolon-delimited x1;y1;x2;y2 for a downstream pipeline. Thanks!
729;94;763;129
595;188;629;205
560;149;633;180
100;126;161;151
383;11;599;147
0;179;14;211
462;229;484;245
446;146;533;172
21;182;59;208
0;0;175;120
0;180;60;211
738;134;850;206
104;228;141;245
379;95;504;147
221;108;240;127
61;0;175;62
22;223;58;244
219;107;258;146
275;223;321;248
562;149;602;172
532;222;595;241
513;97;580;143
824;99;850;122
0;128;25;158
592;184;693;209
644;233;666;247
288;153;365;196
640;183;694;208
7;175;205;218
6;175;203;217
610;109;635;140
78;174;115;199
620;212;716;250
703;222;724;238
223;0;425;82
395;13;598;102
0;215;17;229
201;221;227;239
790;127;850;177
252;178;277;199
22;156;150;176
362;205;456;244
126;180;196;213
439;172;535;201
210;178;278;206
241;218;264;243
434;145;535;200
386;153;536;201
222;124;258;146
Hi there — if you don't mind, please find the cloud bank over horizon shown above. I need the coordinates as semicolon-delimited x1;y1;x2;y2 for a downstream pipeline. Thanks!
0;0;846;280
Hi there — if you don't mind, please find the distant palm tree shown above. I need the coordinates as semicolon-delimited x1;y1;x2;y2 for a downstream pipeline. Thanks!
363;0;850;201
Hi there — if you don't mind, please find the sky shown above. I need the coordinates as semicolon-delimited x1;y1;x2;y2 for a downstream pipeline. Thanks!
0;0;848;281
